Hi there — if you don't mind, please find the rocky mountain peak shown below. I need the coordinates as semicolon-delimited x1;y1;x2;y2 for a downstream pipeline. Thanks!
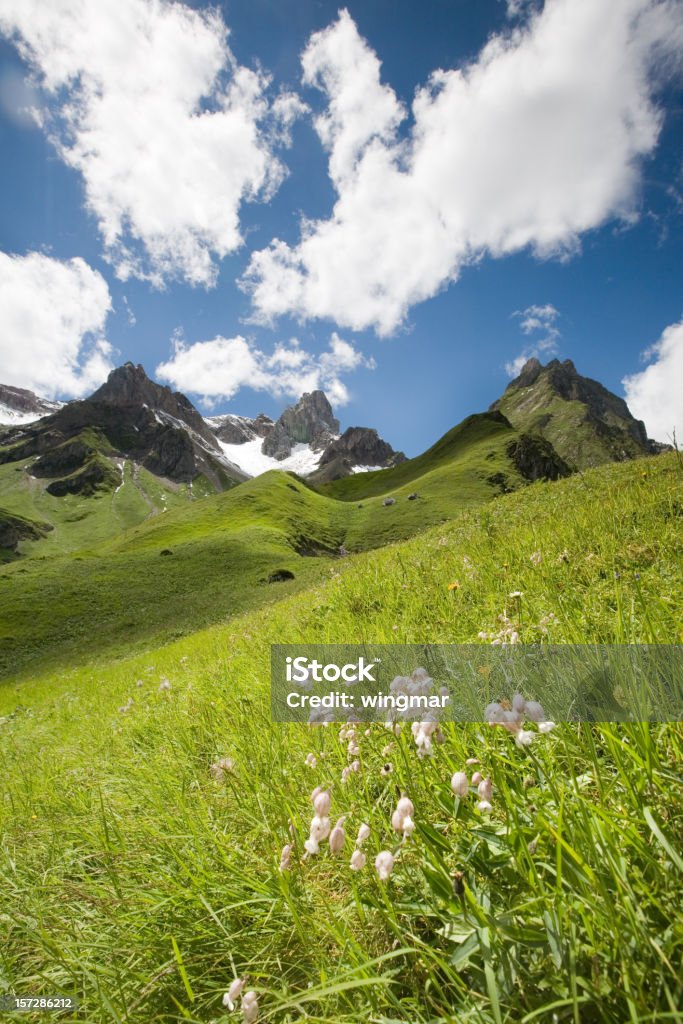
91;362;216;446
261;390;341;461
492;356;661;468
309;426;406;484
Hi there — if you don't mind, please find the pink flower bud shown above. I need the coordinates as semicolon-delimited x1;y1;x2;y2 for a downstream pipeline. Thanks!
242;990;259;1023
313;790;331;816
471;771;483;785
525;700;545;723
478;778;493;802
329;824;346;854
451;771;469;798
279;844;293;871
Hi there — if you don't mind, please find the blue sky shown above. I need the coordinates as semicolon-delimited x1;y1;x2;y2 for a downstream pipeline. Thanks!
0;0;681;454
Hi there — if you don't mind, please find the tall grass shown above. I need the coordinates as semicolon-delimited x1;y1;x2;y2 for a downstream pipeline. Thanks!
1;454;682;1022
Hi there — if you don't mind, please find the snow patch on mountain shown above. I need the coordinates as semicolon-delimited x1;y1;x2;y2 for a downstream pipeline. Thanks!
0;399;62;426
216;438;324;477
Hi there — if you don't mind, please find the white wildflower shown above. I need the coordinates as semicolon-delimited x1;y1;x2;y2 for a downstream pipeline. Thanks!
392;796;415;836
309;816;331;841
451;771;469;798
241;990;258;1023
356;823;371;845
350;849;366;871
375;850;395;881
223;977;246;1010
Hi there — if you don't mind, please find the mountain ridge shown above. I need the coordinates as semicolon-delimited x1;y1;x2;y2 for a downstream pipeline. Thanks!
491;356;666;468
0;355;668;562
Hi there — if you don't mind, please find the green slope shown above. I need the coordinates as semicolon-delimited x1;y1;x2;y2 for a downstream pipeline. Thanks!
0;472;341;680
316;411;518;500
0;405;581;681
0;454;681;1024
0;410;570;681
0;450;213;559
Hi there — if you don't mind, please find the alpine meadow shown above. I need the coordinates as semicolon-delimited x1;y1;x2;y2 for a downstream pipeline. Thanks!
1;1;683;1023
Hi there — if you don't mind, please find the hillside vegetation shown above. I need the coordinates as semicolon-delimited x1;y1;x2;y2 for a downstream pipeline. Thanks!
1;414;567;680
1;453;681;1023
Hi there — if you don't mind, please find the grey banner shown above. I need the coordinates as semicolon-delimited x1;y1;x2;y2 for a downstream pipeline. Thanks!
271;644;683;723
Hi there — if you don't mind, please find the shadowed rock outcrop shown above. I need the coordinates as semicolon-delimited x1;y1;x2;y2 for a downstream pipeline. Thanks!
262;391;340;460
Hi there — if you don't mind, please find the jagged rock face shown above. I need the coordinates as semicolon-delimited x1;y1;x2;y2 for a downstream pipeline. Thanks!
0;364;248;492
213;415;257;445
212;413;274;445
319;427;405;471
491;357;661;469
91;363;219;449
506;434;572;482
261;391;340;461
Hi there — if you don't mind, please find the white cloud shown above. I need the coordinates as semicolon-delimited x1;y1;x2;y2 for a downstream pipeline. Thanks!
0;251;113;398
623;318;683;443
0;0;301;288
506;303;561;375
155;331;374;408
243;1;683;335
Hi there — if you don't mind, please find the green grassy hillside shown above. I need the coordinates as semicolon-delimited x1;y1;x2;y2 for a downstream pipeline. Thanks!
0;412;570;681
0;454;681;1023
317;411;521;500
0;451;207;558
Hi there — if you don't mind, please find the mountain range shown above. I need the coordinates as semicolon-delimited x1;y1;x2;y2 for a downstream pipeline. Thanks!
0;354;671;679
0;356;664;566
